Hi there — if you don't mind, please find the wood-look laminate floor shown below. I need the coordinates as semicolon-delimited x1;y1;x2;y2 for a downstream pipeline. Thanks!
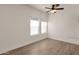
2;38;79;55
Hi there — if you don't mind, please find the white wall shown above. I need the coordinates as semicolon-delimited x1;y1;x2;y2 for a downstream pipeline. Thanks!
48;4;79;45
0;5;48;54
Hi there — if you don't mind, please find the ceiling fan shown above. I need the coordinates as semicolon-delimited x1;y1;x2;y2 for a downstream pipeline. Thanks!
45;4;64;13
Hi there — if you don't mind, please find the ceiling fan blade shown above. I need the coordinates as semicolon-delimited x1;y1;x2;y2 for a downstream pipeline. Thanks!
52;4;60;8
55;4;60;7
52;5;55;8
47;9;52;12
55;8;64;10
45;7;51;9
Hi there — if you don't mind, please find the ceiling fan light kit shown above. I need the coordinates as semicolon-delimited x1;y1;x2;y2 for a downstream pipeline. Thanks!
50;10;57;13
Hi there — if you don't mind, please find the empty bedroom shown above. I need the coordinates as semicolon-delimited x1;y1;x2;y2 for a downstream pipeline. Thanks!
0;4;79;55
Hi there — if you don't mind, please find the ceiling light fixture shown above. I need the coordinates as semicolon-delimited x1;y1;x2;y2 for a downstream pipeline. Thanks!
45;4;64;14
50;10;57;13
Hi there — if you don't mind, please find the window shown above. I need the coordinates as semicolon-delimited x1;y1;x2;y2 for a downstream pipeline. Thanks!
41;21;47;33
30;20;39;36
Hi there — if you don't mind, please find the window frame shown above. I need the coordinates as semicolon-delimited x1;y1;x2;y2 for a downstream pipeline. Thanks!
30;19;40;36
41;21;47;34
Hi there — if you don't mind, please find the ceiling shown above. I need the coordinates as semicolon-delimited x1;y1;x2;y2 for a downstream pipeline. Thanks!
29;4;52;12
29;4;79;15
